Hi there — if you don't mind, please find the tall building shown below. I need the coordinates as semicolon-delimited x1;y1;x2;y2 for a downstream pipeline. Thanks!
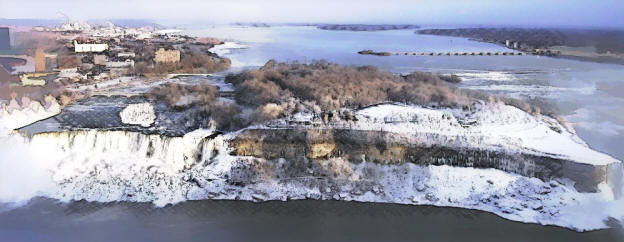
0;27;10;50
35;48;46;72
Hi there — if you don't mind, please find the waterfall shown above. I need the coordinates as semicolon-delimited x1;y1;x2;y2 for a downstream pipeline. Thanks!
1;129;227;206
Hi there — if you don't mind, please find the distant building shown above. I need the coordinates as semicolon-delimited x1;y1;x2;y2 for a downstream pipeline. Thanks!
35;48;46;72
0;27;10;50
106;59;135;68
20;73;49;86
93;54;108;65
513;42;519;49
58;68;86;81
73;40;108;53
45;53;58;71
154;48;180;63
117;52;136;58
505;40;510;47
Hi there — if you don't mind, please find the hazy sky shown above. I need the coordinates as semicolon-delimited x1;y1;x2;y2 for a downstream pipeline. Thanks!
1;0;623;28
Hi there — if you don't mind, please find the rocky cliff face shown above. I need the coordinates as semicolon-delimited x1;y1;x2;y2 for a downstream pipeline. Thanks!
8;126;620;231
230;102;622;198
231;128;622;196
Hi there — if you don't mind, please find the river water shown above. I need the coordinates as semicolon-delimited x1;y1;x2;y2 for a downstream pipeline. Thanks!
1;198;623;242
2;25;624;241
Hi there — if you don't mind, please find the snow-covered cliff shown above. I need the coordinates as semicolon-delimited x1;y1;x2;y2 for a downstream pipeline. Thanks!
1;102;623;231
0;96;61;133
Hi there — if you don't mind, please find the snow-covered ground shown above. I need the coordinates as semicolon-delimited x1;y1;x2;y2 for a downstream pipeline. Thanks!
273;102;619;167
120;103;156;127
209;41;249;56
0;128;622;231
357;103;617;166
0;97;61;133
0;102;622;231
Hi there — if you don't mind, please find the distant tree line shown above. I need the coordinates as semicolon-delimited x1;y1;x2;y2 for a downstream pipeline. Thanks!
418;28;624;54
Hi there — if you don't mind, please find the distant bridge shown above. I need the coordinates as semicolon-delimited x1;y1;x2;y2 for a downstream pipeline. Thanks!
391;51;524;56
358;50;527;57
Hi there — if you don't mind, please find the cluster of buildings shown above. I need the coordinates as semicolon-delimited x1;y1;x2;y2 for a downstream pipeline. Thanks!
4;21;189;87
504;39;560;56
33;21;155;40
505;40;520;49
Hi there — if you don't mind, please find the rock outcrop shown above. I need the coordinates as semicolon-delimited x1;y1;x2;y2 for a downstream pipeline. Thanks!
231;103;623;197
232;128;622;196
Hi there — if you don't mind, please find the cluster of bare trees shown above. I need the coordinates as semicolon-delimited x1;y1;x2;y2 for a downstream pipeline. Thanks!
147;83;217;108
147;83;244;130
149;60;561;131
132;51;231;79
226;60;471;111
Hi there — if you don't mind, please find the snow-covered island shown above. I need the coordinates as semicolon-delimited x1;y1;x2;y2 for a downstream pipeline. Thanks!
3;61;623;232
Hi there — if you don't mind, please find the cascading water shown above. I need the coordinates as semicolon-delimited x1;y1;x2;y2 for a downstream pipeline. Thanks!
2;129;228;206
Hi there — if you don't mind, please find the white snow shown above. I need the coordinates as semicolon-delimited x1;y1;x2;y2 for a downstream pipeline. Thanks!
0;127;622;231
208;41;249;56
0;98;61;133
0;103;622;231
306;102;618;166
455;71;517;82
119;103;156;127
